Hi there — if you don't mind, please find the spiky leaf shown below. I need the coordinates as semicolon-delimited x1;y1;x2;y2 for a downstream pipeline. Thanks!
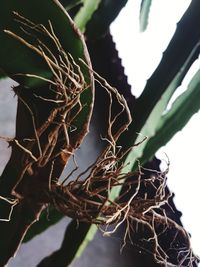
74;0;101;32
123;0;200;158
139;0;152;32
140;69;200;164
0;0;91;87
124;45;199;171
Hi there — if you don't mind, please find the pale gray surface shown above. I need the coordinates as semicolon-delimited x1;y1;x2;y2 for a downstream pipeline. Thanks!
8;221;139;267
8;217;71;267
0;79;17;175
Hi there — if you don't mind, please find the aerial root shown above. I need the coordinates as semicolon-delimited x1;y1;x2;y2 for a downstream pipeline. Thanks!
0;196;19;222
50;160;199;266
3;12;88;172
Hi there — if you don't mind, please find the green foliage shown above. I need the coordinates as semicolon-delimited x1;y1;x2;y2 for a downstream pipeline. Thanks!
141;68;200;163
125;0;200;157
139;0;152;32
0;0;90;87
127;45;200;170
74;0;101;32
68;0;129;38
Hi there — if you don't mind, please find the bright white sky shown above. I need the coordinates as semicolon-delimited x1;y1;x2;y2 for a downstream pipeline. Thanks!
111;0;200;256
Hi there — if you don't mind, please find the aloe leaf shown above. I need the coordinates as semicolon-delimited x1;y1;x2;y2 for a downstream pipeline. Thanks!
58;1;130;38
74;0;101;32
109;18;200;201
139;69;200;164
124;45;199;171
0;0;91;88
123;0;200;157
139;0;152;32
109;1;200;222
74;0;129;36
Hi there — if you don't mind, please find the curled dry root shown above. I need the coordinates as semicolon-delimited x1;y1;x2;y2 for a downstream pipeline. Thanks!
0;12;199;267
1;11;91;195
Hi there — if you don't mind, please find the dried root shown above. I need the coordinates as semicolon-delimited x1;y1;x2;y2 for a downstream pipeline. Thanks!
0;196;19;222
45;73;198;266
50;159;199;266
1;12;91;194
0;12;90;224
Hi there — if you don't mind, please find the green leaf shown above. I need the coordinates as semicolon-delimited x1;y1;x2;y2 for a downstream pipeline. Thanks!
70;224;97;263
74;0;101;32
124;45;199;171
140;69;200;164
67;0;130;38
139;0;152;32
71;0;129;37
123;0;200;156
0;0;91;88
